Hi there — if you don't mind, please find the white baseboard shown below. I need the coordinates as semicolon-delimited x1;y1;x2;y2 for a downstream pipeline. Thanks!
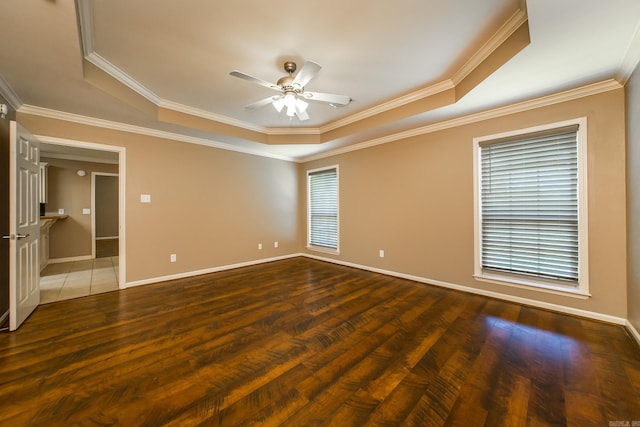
122;252;633;330
302;253;629;326
0;310;8;328
124;254;300;289
626;320;640;348
48;255;94;264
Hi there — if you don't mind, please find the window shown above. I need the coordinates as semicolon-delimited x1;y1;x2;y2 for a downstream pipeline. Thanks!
474;119;589;297
308;166;339;253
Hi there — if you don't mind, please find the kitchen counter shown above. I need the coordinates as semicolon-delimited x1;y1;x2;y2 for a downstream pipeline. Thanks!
40;214;68;221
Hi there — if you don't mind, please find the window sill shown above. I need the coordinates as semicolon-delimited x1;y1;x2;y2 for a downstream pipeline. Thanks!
473;273;591;300
307;245;340;256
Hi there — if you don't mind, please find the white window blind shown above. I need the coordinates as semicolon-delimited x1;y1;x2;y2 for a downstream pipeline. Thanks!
479;127;579;284
308;167;338;250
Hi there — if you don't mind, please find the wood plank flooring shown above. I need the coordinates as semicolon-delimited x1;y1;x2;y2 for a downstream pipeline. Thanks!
1;257;639;426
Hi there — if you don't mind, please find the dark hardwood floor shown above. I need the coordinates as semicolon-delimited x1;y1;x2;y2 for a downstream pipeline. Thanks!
1;257;639;426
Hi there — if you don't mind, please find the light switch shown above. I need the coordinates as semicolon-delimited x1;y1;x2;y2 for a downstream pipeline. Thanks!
141;194;151;203
82;208;91;215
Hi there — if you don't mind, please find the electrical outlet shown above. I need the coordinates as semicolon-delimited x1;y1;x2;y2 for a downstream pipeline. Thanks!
274;241;279;248
170;254;176;263
82;208;91;215
58;208;65;215
141;194;151;203
379;249;385;258
258;243;262;250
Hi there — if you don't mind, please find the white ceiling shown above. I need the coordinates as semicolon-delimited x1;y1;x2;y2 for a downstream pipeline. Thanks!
1;0;639;161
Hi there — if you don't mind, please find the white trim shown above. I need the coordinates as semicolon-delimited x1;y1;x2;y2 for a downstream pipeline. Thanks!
75;0;94;56
0;310;8;328
626;320;640;348
306;245;340;256
300;79;621;163
17;78;620;165
122;252;632;328
0;73;22;110
451;8;529;85
320;80;455;133
118;147;127;288
618;17;640;84
158;99;267;134
48;255;94;264
33;134;127;288
472;117;589;297
96;236;118;241
125;254;299;288
85;52;160;105
74;0;527;140
307;165;340;252
473;274;591;299
19;105;295;162
301;253;627;326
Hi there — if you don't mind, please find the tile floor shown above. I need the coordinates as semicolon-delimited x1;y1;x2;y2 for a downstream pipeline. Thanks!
40;257;120;304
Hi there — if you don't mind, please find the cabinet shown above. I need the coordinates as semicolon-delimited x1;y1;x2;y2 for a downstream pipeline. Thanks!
39;215;66;271
40;219;53;271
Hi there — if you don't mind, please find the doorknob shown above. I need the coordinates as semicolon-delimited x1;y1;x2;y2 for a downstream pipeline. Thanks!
1;234;29;240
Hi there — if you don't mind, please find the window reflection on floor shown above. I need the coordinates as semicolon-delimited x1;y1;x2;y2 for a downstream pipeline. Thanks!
39;256;119;304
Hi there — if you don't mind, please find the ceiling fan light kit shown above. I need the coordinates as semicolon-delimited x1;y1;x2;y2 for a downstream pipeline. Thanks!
230;60;351;121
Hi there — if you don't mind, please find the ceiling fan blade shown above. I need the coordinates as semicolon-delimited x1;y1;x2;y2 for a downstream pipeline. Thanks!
230;71;280;91
244;95;280;110
296;107;310;121
292;61;321;87
302;91;351;105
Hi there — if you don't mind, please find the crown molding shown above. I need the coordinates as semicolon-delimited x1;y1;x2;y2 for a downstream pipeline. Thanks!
16;79;620;165
75;0;529;140
75;0;94;56
18;104;295;162
300;79;623;162
0;72;23;110
452;8;528;85
618;18;640;84
264;126;321;136
320;8;528;134
86;52;161;105
319;80;456;133
159;99;322;136
158;99;267;133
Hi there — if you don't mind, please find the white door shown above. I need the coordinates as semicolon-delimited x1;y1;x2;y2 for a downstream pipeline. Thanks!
7;121;40;331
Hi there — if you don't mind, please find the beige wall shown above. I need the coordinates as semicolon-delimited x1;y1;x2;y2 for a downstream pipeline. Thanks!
17;88;629;320
627;64;640;331
18;114;299;283
301;89;628;319
43;158;118;259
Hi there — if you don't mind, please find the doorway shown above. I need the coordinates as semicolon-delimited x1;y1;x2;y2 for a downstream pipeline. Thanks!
93;173;119;258
37;136;125;303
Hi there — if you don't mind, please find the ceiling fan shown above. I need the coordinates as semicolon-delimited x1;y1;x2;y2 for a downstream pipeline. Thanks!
230;61;351;121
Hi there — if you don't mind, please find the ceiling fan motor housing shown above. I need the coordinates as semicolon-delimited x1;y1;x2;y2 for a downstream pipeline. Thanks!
283;61;297;74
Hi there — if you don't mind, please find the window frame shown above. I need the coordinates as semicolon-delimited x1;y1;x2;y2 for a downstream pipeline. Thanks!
307;165;340;255
473;118;590;298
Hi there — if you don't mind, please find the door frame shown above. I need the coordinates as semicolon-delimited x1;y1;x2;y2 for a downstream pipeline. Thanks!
37;135;126;289
91;172;119;259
